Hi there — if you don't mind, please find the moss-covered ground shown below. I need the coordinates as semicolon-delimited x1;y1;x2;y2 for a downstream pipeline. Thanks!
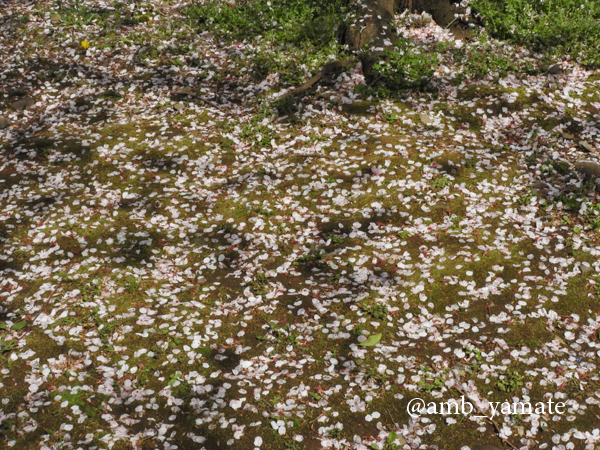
1;1;600;449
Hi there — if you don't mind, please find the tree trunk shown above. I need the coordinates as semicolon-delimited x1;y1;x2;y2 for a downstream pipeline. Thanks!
344;0;400;84
345;0;476;84
281;0;478;97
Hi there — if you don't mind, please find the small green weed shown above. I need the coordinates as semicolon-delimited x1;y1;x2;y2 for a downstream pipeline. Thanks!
252;272;268;296
125;277;139;293
284;441;302;450
517;193;534;206
0;336;17;355
168;372;182;386
382;112;402;124
450;216;462;231
327;427;342;438
554;194;581;211
257;321;300;346
251;205;275;217
465;347;483;361
370;430;404;450
294;251;324;268
361;302;388;320
371;38;438;91
431;176;451;189
589;218;600;231
551;160;571;175
325;234;344;244
418;377;445;393
496;369;524;393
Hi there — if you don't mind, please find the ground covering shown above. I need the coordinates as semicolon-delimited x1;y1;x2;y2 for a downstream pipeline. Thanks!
1;0;600;449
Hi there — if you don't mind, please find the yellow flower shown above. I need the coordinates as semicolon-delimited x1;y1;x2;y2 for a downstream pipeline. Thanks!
81;40;90;50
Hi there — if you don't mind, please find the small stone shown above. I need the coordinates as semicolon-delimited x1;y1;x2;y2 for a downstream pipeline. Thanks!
172;86;195;96
578;141;595;153
431;204;448;212
452;364;467;377
560;130;575;140
575;162;600;179
0;117;11;129
395;435;407;446
547;64;563;75
555;335;568;347
419;113;433;125
146;202;160;214
50;13;62;25
11;97;35;111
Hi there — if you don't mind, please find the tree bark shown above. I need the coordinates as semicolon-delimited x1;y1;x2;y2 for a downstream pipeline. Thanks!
344;0;477;84
344;0;400;84
280;0;478;98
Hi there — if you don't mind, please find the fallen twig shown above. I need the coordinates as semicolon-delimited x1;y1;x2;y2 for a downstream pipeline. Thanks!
451;382;520;450
279;59;355;100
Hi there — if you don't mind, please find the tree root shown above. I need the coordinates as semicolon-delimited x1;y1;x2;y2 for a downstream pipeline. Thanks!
279;59;356;100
